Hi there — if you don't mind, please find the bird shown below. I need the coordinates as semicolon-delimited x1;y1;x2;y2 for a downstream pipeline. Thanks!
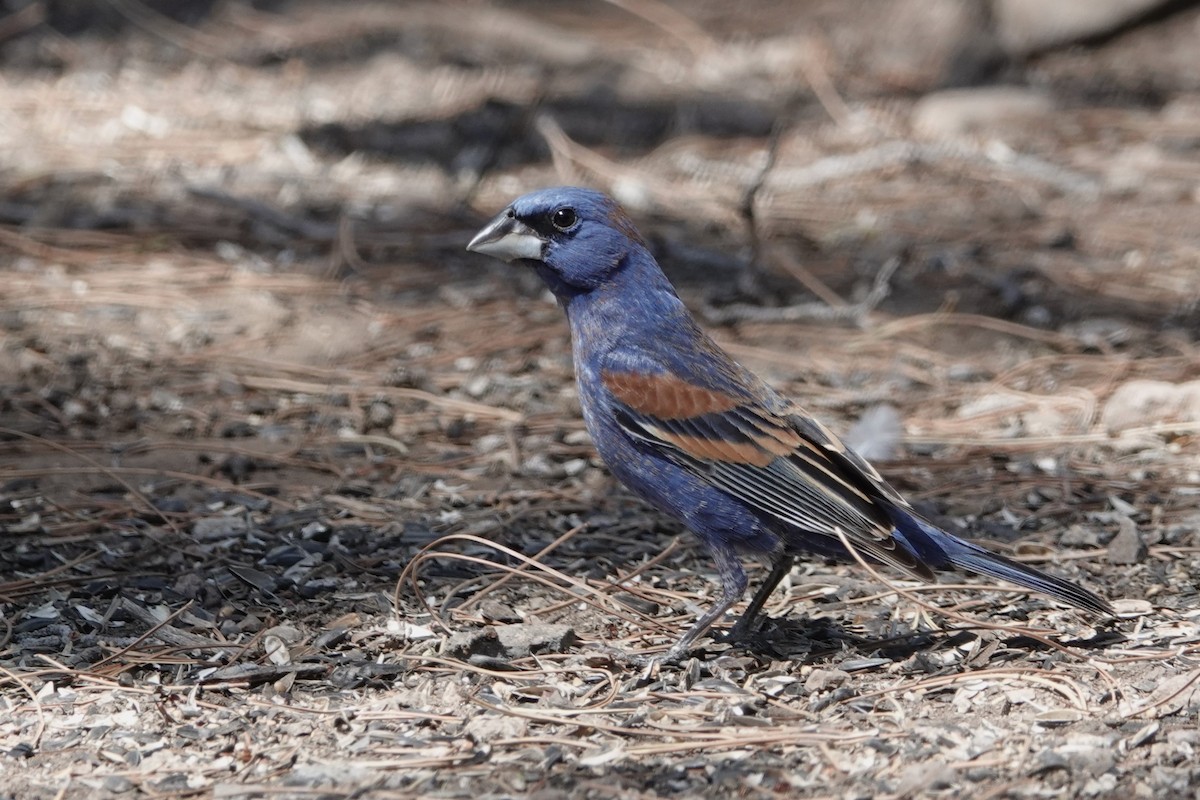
467;186;1112;663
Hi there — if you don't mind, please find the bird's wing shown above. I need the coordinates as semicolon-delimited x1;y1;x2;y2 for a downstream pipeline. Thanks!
601;367;934;580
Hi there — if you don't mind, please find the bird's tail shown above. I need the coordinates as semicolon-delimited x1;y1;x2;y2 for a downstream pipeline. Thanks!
890;511;1113;616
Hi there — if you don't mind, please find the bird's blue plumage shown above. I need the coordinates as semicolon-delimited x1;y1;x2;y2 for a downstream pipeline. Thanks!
467;186;1112;661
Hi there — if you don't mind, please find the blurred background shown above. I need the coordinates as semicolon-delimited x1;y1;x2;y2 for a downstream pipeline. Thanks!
2;2;1200;796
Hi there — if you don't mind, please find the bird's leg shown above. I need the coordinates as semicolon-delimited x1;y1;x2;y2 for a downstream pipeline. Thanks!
659;545;748;663
723;554;795;643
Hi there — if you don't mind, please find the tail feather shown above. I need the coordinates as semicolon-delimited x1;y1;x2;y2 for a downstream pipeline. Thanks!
940;537;1113;615
891;512;1113;616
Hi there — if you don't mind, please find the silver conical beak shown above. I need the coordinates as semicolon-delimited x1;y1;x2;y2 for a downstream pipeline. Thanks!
466;210;545;262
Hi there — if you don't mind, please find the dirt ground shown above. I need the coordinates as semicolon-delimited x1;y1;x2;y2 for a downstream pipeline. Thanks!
2;1;1200;798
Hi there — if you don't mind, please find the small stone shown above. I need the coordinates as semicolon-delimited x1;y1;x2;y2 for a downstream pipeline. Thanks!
362;399;395;432
563;430;592;446
805;668;850;692
1064;742;1116;779
1124;722;1159;750
192;516;250;541
865;0;994;89
895;760;956;796
62;398;89;420
1101;379;1200;433
913;87;1054;139
443;623;576;660
474;434;508;454
478;600;521;624
993;0;1174;56
464;376;490;397
1035;708;1082;727
1034;749;1070;773
1060;525;1100;548
494;623;576;658
383;364;430;389
7;743;34;759
103;775;135;793
1082;773;1118;796
562;458;589;476
444;627;499;660
1107;516;1146;565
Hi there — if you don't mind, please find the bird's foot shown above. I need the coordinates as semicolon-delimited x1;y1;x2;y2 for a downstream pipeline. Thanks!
717;619;763;647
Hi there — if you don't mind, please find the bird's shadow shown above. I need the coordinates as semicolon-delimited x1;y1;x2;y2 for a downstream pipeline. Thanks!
716;614;1125;666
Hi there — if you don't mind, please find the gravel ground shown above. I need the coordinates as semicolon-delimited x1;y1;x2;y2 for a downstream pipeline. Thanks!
2;2;1199;798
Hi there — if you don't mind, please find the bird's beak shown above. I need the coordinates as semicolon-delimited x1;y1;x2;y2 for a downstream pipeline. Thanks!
466;210;545;263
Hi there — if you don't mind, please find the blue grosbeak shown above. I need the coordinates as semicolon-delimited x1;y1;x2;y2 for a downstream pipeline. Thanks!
468;187;1111;662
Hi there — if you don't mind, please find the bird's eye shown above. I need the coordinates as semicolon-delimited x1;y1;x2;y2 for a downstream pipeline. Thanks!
551;207;577;231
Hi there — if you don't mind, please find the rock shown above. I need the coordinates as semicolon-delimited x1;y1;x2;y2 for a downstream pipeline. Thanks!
495;623;576;658
463;712;529;742
912;87;1054;138
103;776;135;794
866;0;997;89
1101;379;1200;432
443;623;576;660
442;627;495;659
1060;525;1100;548
895;760;956;796
1062;739;1117;778
804;668;851;692
1036;708;1083;726
1107;516;1147;565
478;600;521;624
1082;774;1119;796
992;0;1175;56
192;516;250;541
361;399;395;433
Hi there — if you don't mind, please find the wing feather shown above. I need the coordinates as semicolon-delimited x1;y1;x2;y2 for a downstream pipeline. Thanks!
602;369;931;579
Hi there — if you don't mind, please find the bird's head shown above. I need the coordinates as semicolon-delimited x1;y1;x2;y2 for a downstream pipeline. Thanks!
466;187;649;297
